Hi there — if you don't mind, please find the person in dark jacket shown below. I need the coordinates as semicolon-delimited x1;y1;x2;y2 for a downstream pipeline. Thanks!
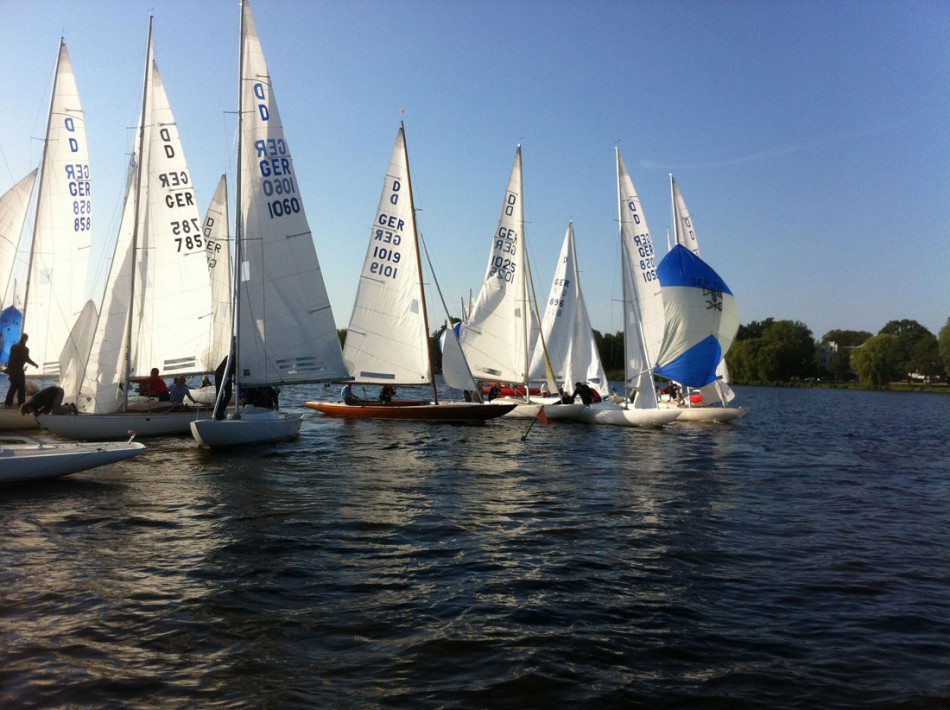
4;333;38;407
570;381;594;406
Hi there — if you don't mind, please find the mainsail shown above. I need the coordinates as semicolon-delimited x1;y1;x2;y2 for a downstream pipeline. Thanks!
75;24;215;412
343;126;430;386
461;146;531;385
23;41;92;378
529;221;608;396
235;0;347;387
616;148;663;409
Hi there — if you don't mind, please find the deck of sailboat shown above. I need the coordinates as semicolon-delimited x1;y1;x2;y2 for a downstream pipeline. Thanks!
304;400;515;421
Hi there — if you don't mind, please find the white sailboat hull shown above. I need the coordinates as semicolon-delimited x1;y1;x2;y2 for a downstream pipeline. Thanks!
190;409;303;448
0;407;40;431
37;411;210;440
501;397;586;420
0;436;145;483
575;404;680;428
661;404;748;423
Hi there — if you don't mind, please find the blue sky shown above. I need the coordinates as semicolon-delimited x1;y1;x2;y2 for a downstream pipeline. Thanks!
1;0;947;340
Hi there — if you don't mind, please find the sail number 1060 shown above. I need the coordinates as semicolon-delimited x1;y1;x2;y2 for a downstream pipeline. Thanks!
266;197;301;219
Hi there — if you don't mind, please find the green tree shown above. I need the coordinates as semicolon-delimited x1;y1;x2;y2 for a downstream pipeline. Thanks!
821;329;872;347
939;318;950;377
736;318;774;341
851;333;898;386
762;320;817;379
879;319;936;380
725;339;758;382
726;319;816;383
594;330;625;375
828;348;854;382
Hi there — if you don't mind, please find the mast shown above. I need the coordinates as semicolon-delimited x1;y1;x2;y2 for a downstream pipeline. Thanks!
615;148;629;401
232;0;247;416
516;145;530;394
400;122;438;403
121;17;153;411
669;173;677;248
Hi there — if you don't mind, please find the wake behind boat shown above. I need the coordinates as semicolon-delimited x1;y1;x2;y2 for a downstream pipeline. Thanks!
0;434;144;484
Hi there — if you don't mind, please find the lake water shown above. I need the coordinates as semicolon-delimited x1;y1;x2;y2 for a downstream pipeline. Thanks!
2;385;948;708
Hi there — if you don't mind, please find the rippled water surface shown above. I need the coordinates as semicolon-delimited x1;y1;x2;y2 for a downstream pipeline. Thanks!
2;386;948;708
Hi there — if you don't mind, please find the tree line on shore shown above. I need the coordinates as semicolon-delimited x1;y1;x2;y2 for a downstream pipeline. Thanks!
344;315;950;389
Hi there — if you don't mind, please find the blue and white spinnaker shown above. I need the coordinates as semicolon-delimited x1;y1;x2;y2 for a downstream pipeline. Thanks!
654;245;739;388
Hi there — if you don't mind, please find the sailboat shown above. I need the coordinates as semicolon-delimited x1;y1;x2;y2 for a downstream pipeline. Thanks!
304;126;514;422
2;42;92;430
661;175;747;422
504;221;610;420
0;434;145;484
459;145;545;400
39;20;216;440
0;171;41;431
191;0;351;447
569;149;679;428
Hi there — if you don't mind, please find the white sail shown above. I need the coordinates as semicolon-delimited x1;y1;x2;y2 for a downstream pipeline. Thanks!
670;173;735;404
135;58;216;376
616;149;662;408
77;160;138;413
440;320;478;394
59;299;97;404
201;174;232;370
529;222;608;395
236;0;346;387
76;27;215;413
0;170;38;307
23;41;92;378
343;127;430;385
671;175;700;257
461;146;530;384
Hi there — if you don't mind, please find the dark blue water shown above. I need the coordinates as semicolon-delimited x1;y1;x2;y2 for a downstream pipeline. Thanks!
2;386;948;708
